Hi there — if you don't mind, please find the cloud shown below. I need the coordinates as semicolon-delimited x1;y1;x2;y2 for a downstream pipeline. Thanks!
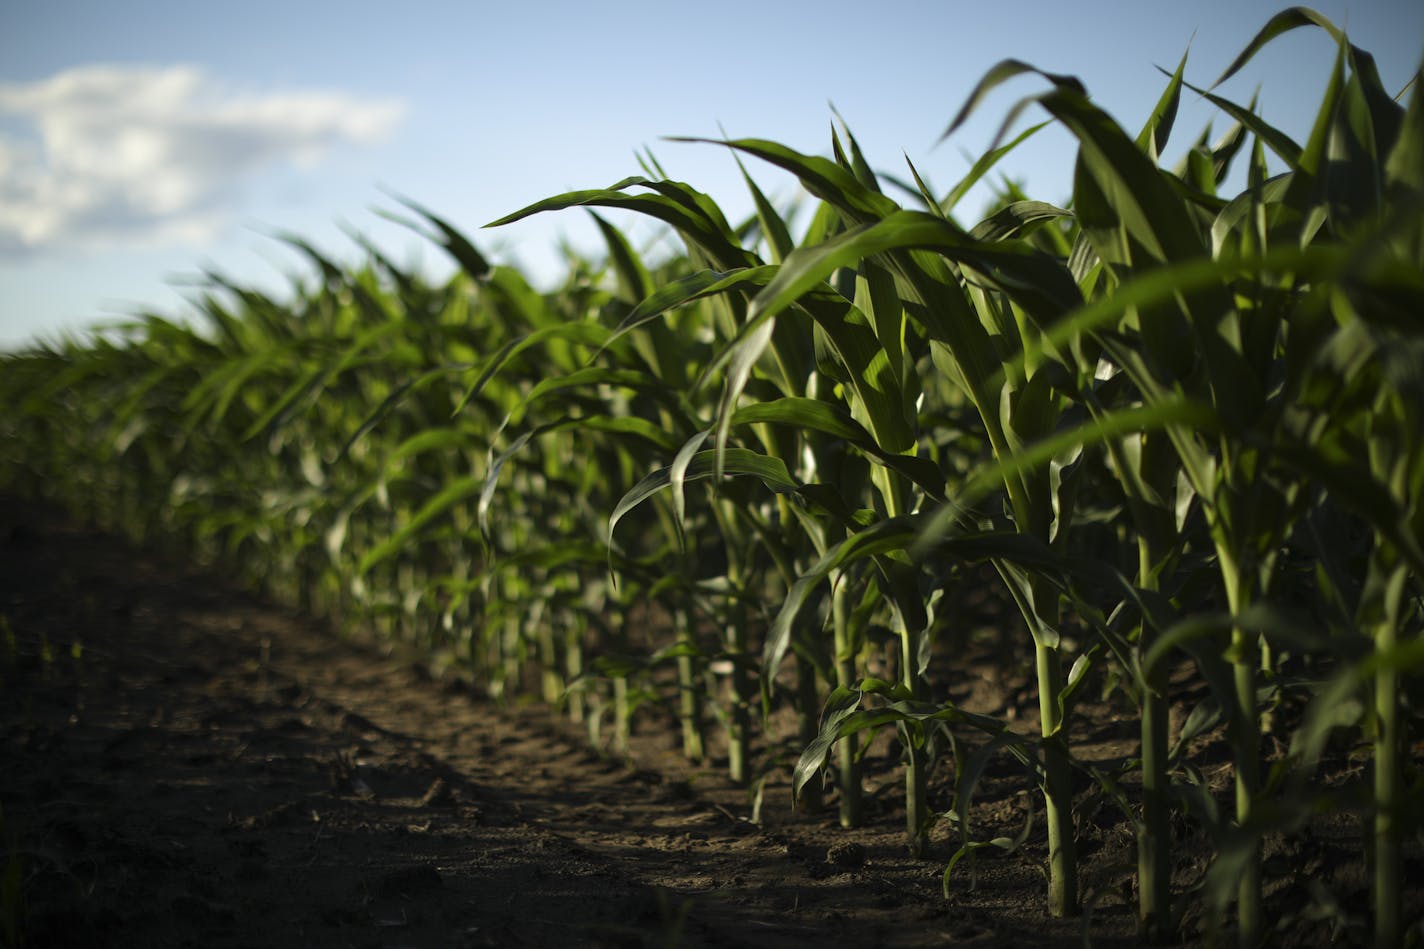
0;64;404;256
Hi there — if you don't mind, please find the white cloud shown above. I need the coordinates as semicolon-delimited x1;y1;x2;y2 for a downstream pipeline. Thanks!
0;64;404;256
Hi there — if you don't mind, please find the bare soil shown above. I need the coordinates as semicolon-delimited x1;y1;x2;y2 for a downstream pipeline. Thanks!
0;496;1412;947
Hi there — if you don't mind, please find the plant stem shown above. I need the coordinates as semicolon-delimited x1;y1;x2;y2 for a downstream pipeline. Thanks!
1373;593;1403;949
897;610;928;857
538;621;561;709
727;616;750;785
832;577;862;827
1220;555;1261;948
674;607;704;763
1373;633;1400;949
565;621;584;724
613;674;630;755
1140;669;1171;934
900;719;928;857
1137;536;1172;937
1036;636;1079;917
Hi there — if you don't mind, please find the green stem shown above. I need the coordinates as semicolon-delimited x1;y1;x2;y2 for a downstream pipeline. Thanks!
1373;616;1401;949
901;723;927;858
674;608;704;763
899;612;928;858
727;616;750;785
1036;636;1079;917
397;561;416;639
1137;539;1171;937
832;578;863;828
499;612;521;702
1221;555;1261;948
872;466;926;854
1139;673;1171;934
613;675;630;755
537;614;562;710
565;621;584;725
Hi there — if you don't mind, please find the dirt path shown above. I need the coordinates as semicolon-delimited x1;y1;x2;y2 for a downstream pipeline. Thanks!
0;496;1143;947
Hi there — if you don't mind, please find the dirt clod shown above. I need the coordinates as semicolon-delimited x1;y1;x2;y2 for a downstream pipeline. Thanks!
827;841;867;868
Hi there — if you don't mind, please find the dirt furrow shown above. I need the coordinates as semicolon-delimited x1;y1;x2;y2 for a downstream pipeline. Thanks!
1;497;1130;947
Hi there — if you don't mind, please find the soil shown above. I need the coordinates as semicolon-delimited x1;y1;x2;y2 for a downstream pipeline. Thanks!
0;495;1414;947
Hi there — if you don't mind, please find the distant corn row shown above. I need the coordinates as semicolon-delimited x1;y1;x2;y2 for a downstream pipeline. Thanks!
2;10;1420;945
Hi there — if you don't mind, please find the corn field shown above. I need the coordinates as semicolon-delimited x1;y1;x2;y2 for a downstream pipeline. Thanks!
2;10;1421;946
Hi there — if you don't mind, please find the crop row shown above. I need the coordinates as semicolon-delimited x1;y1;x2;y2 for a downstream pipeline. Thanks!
2;10;1420;945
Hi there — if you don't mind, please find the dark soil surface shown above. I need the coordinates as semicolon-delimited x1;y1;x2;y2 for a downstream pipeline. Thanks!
0;496;1414;947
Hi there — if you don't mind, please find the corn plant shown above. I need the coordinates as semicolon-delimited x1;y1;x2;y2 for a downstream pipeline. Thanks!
927;10;1424;942
1;8;1419;943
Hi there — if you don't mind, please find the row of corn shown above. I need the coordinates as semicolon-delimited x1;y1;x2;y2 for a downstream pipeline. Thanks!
2;10;1420;946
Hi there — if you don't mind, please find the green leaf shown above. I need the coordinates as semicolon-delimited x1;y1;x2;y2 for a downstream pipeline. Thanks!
922;397;1218;547
381;191;493;281
1137;47;1189;162
337;362;478;460
753;209;1080;333
732;397;945;499
941;59;1086;144
1210;7;1346;89
669;429;711;542
241;319;408;444
488;176;755;270
608;448;798;551
588;210;651;304
358;475;484;575
454;322;612;416
941;120;1053;215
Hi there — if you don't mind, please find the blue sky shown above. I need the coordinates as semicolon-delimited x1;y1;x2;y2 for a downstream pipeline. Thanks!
1;0;1420;348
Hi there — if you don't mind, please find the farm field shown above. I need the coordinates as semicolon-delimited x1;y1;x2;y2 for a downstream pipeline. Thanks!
0;496;1128;948
0;495;1395;948
1;9;1421;946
